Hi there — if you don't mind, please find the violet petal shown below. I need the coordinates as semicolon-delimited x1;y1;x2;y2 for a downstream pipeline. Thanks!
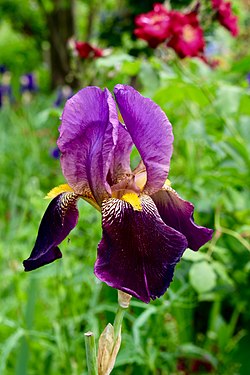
23;193;79;271
58;87;118;204
109;122;133;184
114;84;173;195
151;186;213;251
94;195;188;303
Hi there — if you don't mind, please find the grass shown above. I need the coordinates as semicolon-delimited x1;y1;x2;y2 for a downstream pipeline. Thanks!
0;65;250;374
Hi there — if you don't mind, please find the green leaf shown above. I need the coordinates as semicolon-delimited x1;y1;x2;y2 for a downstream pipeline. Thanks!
183;249;208;262
122;60;141;76
0;329;24;373
212;261;234;286
189;261;217;294
239;95;250;115
177;343;218;368
215;85;243;115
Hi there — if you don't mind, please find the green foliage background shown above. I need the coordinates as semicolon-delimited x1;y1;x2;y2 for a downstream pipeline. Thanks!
0;0;250;374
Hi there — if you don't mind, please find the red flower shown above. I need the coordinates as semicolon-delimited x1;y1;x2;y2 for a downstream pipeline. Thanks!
211;0;239;36
75;41;103;59
166;10;205;58
134;3;171;48
134;5;205;59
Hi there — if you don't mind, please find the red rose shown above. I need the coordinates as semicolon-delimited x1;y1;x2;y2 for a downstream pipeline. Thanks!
167;10;205;58
211;0;239;36
75;42;103;59
134;3;171;48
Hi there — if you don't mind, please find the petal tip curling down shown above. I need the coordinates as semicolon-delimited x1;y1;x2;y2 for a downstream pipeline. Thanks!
23;192;79;271
151;186;213;251
23;246;62;272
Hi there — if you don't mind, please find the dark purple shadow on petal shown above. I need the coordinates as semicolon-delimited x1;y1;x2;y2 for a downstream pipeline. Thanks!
94;195;188;303
151;187;213;251
114;84;174;195
58;87;118;204
23;193;79;271
109;122;133;184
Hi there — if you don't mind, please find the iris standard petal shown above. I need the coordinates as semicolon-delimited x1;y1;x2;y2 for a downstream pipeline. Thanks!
58;87;118;204
109;122;133;184
23;192;79;271
94;195;188;303
151;186;213;251
114;84;174;195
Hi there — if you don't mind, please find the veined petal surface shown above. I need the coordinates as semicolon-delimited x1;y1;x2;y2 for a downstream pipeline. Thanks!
58;87;119;204
151;186;213;251
94;195;188;303
23;192;79;271
109;122;133;184
114;84;173;195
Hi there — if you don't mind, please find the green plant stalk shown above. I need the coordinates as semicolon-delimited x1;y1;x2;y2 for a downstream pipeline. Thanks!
113;304;126;341
214;206;250;252
84;331;98;375
15;276;37;375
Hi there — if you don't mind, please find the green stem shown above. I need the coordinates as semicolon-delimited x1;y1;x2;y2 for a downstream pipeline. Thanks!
15;275;37;375
113;305;126;341
214;206;250;252
84;331;98;375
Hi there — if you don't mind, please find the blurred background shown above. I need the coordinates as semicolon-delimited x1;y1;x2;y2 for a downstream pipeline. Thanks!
0;0;250;374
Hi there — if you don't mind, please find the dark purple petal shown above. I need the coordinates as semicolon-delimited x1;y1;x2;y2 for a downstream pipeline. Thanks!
114;85;173;195
151;186;213;251
23;192;79;271
109;122;133;184
94;195;188;303
58;87;119;204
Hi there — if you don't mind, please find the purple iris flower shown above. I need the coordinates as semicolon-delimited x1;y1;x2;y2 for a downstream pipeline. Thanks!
0;65;7;74
247;73;250;87
50;146;61;159
20;73;37;93
54;85;73;107
23;85;213;303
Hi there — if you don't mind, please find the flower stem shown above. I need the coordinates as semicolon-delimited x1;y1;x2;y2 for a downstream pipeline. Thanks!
113;291;132;340
84;331;98;375
113;305;126;341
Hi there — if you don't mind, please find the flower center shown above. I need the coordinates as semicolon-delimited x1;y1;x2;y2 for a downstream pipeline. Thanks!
182;25;196;42
152;14;165;23
121;192;142;211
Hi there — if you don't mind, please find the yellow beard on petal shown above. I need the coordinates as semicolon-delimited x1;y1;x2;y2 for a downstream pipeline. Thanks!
45;184;102;212
163;179;171;187
121;192;142;211
45;184;74;199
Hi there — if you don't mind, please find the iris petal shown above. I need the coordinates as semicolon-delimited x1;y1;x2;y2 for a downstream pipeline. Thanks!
109;122;133;184
151;186;213;251
58;87;119;204
23;192;79;271
114;84;173;195
94;195;188;303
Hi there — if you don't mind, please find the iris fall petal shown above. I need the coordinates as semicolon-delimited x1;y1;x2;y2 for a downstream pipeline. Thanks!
151;186;213;251
23;192;79;271
114;84;173;195
94;195;188;303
